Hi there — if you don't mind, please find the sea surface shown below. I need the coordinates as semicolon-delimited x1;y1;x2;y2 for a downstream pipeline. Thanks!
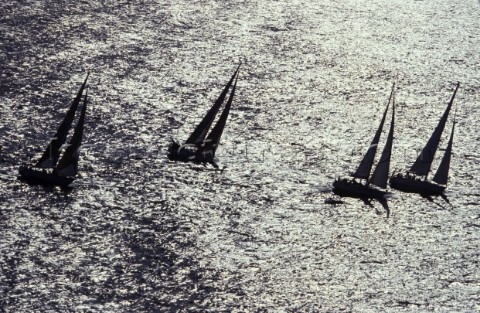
1;1;479;312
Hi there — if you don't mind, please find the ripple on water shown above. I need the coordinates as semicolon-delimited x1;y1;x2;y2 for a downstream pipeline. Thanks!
1;0;480;311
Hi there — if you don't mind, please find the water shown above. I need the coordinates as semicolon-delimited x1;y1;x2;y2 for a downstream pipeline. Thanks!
1;1;479;311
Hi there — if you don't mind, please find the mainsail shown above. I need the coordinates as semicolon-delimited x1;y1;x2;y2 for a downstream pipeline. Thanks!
199;74;238;158
55;88;88;177
353;83;395;180
185;64;241;145
370;91;395;188
36;73;89;168
432;119;455;185
409;82;459;177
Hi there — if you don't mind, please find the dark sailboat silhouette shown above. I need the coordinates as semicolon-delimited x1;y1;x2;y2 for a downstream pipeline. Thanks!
168;65;240;168
390;82;459;196
333;83;396;200
18;73;89;187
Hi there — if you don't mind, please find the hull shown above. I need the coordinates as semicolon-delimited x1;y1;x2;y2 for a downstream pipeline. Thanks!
18;166;75;187
167;142;217;167
389;174;445;195
332;179;387;199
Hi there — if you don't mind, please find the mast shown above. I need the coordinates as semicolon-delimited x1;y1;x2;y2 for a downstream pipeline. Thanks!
370;87;395;189
198;74;238;159
352;82;395;181
185;64;241;145
409;82;459;178
432;113;455;185
36;73;89;168
55;88;88;177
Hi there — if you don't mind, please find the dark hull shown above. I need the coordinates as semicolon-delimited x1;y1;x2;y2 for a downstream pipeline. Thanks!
389;174;445;195
332;179;387;200
167;142;218;167
18;166;75;187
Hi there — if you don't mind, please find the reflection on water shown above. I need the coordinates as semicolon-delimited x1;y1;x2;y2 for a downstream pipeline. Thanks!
1;0;479;311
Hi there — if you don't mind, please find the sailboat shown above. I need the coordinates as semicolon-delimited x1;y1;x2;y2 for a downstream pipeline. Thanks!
333;83;396;200
168;65;240;168
390;82;459;196
18;73;89;187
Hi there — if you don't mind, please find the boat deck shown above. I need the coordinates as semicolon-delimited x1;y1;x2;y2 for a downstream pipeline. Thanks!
18;166;75;187
389;174;445;195
333;179;388;200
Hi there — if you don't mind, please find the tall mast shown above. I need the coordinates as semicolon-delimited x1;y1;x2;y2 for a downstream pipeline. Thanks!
432;108;456;186
55;87;88;176
36;73;89;168
370;86;395;188
185;64;241;145
199;73;238;159
409;82;459;179
352;83;395;183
